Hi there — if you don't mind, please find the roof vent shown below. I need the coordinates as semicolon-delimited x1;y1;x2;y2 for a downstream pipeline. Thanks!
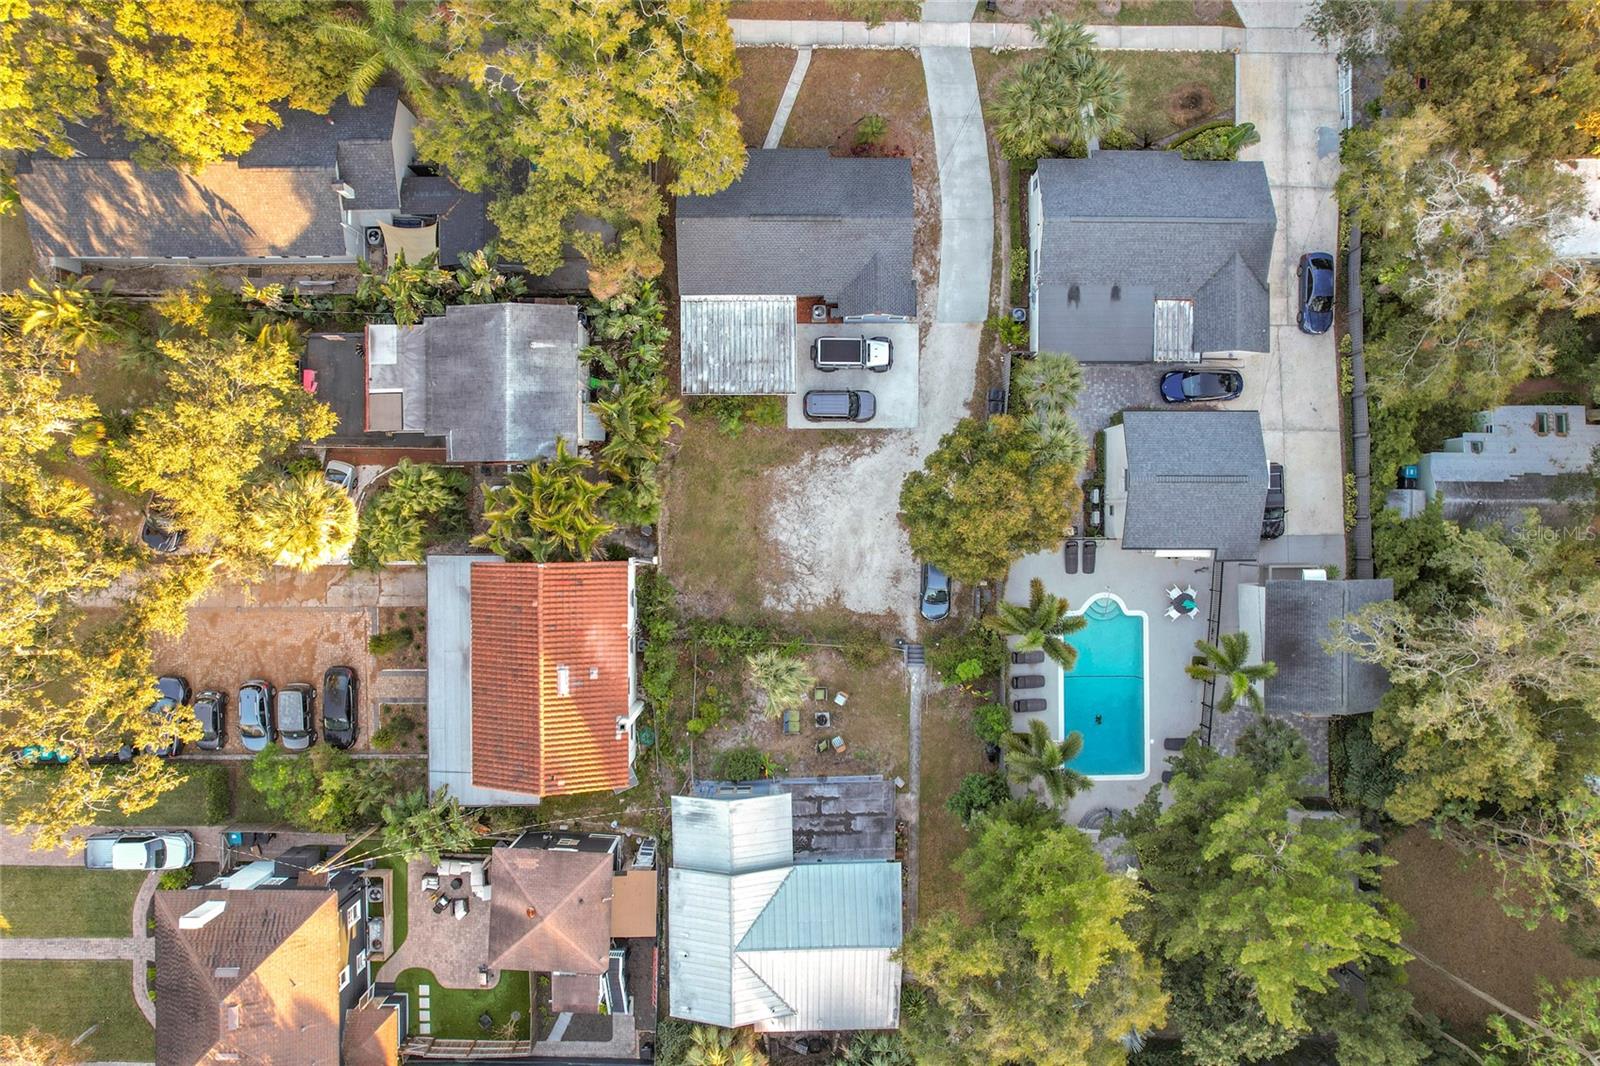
589;666;600;681
180;900;226;929
225;1004;241;1031
1068;284;1080;305
214;966;240;979
556;665;571;696
1111;284;1121;301
332;181;356;199
526;907;539;919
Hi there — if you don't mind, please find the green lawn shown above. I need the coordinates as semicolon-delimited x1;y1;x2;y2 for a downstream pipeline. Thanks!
1;763;230;827
0;960;154;1061
393;968;532;1039
227;763;278;824
0;867;145;938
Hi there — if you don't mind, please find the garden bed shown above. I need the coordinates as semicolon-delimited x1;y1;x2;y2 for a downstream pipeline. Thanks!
372;606;427;670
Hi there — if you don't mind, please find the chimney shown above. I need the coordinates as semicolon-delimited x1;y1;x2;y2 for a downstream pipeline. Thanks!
180;900;226;929
331;181;356;199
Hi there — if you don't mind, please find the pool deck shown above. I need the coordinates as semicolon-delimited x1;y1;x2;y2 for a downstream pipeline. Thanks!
1005;541;1215;823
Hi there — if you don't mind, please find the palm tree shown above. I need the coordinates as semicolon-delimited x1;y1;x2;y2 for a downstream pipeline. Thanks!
316;0;439;106
1025;410;1089;469
993;63;1062;160
1005;719;1093;806
684;1025;765;1066
1015;352;1085;419
1063;51;1128;150
249;472;358;571
13;276;130;353
472;440;614;561
591;384;683;479
985;577;1087;669
745;650;815;721
1186;631;1277;714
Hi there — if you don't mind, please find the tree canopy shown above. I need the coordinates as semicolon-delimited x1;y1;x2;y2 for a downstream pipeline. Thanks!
900;415;1081;584
902;806;1166;1066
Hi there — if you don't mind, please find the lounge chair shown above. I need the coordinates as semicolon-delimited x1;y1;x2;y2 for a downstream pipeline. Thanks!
1011;649;1045;665
1082;539;1097;573
1064;539;1079;574
1161;770;1174;784
1165;606;1181;621
1013;698;1047;714
1010;674;1046;690
1162;736;1188;751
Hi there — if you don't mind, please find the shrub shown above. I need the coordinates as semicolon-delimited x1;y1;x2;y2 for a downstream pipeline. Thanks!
711;746;776;782
945;772;1011;825
1175;121;1260;161
201;763;231;823
1009;255;1028;290
855;113;889;145
1343;472;1358;531
370;708;416;752
158;867;193;890
351;460;470;568
972;703;1010;746
692;396;785;438
1329;714;1404;811
929;625;1008;688
987;314;1029;349
368;628;413;656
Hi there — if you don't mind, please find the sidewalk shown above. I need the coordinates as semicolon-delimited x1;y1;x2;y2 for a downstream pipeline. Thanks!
0;937;140;960
731;19;1253;51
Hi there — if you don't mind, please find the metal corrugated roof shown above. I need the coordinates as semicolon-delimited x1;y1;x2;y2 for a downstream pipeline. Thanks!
667;793;902;1032
670;793;793;874
679;296;796;396
1153;299;1196;363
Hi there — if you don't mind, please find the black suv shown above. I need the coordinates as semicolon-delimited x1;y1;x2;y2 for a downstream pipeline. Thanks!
1262;462;1286;539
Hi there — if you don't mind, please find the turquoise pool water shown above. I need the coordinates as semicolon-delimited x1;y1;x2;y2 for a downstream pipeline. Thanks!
1060;596;1147;778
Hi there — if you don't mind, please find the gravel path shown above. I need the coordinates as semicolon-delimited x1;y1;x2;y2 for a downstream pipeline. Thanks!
0;938;140;960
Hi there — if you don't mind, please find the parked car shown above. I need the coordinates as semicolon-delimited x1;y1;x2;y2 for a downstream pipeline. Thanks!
276;684;317;752
1297;252;1336;335
811;336;892;373
1160;369;1244;404
324;460;357;493
83;831;194;871
140;505;184;554
238;680;275;753
193;690;226;751
803;389;876;423
919;563;951;622
322;667;358;749
1262;462;1286;540
144;675;190;757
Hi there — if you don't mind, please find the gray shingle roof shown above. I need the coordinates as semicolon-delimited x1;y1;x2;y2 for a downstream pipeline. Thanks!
399;173;496;267
677;149;916;318
1035;152;1275;360
422;303;585;463
1119;410;1268;559
1264;579;1393;716
16;91;404;261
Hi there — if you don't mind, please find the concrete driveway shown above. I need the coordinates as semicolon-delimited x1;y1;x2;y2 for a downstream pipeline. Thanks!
1234;14;1347;541
787;321;920;430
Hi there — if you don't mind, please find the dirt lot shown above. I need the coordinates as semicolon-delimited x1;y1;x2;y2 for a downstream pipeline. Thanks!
695;648;912;781
1381;827;1600;1032
734;47;797;146
973;48;1236;145
153;604;378;753
977;0;1240;24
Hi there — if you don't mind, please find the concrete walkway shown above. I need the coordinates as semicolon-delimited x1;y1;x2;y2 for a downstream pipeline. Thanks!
0;938;140;960
531;1014;637;1059
131;872;158;1023
763;47;813;149
731;19;1254;51
921;46;993;326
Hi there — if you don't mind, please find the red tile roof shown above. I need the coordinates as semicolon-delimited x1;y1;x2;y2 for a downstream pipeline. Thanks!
470;561;633;797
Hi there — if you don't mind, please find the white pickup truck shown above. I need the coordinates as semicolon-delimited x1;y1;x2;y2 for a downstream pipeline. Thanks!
82;831;195;871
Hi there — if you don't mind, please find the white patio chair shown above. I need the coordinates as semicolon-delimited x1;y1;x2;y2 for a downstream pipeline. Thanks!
1166;584;1182;599
1166;606;1181;621
1183;585;1196;599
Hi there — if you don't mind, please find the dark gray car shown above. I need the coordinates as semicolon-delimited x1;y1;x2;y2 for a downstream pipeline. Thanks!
1262;462;1286;539
802;389;876;423
919;563;950;621
193;690;226;751
276;684;317;752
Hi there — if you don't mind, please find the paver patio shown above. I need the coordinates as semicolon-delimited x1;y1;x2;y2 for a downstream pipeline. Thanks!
376;859;498;989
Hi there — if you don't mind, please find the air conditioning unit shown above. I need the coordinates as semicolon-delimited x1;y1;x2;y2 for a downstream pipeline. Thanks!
364;227;383;248
810;303;828;323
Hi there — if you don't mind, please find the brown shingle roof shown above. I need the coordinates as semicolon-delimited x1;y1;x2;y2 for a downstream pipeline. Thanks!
488;847;615;975
153;889;344;1066
342;1001;402;1066
469;562;633;797
551;972;604;1013
610;869;658;939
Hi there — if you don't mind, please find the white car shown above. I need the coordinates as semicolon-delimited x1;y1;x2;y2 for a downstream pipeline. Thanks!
324;460;357;493
83;831;195;871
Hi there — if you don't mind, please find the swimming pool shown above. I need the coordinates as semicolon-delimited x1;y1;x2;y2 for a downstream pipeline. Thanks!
1060;593;1149;779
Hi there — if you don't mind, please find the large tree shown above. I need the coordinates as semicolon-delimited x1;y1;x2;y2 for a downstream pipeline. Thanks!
985;577;1086;669
991;16;1128;158
249;471;358;571
902;805;1166;1066
1114;740;1407;1031
107;332;337;553
899;415;1081;584
1;0;296;167
1382;0;1600;163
